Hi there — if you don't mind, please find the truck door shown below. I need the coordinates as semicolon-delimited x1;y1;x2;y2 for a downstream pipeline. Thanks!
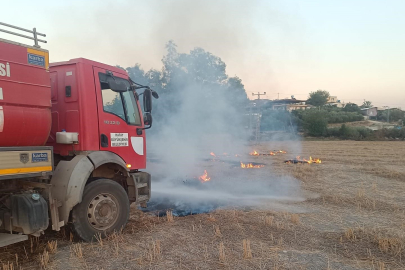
93;67;146;169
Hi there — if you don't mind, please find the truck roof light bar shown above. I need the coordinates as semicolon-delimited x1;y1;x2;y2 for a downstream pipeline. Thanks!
0;22;47;48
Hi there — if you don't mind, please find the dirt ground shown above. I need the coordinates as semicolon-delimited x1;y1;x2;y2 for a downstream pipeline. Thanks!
1;141;404;270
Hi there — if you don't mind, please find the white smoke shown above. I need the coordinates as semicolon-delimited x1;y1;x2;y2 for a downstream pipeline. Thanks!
142;51;304;215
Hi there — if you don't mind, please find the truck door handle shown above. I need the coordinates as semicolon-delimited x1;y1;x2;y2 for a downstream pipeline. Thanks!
100;134;108;147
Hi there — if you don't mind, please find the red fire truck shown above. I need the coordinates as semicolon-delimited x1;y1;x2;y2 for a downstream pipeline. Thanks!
0;22;157;246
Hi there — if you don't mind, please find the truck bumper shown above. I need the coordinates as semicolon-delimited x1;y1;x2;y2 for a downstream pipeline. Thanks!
127;171;151;207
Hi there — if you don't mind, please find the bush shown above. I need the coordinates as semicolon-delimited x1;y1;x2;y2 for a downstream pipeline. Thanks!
293;108;363;125
343;103;361;113
323;126;404;140
356;127;373;139
376;128;405;139
326;127;340;137
327;111;363;124
378;109;405;123
303;111;328;136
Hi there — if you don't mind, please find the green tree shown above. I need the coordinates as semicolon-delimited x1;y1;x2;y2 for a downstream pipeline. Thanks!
116;65;126;71
126;64;149;85
361;100;373;108
388;109;404;122
104;95;124;117
380;108;404;122
124;41;249;135
339;124;352;139
303;111;328;136
226;76;248;107
306;90;330;107
343;103;361;113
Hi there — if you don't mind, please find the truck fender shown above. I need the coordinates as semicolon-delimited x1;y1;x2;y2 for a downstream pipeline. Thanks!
51;151;130;224
87;151;128;170
89;152;148;203
51;155;94;223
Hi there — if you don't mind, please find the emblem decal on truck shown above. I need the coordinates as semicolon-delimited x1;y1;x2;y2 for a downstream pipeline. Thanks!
27;54;45;67
0;62;10;77
110;133;129;147
131;137;144;155
104;120;120;125
32;153;49;163
20;153;29;164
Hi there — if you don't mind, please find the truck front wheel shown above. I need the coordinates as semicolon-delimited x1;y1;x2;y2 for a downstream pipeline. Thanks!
71;179;130;242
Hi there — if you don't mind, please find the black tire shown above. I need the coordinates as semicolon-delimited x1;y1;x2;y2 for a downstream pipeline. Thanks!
71;179;130;242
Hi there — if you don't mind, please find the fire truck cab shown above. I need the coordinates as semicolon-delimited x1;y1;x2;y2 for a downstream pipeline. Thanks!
0;22;155;246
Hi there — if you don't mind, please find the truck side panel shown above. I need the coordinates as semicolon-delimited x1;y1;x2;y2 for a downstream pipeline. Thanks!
47;62;100;155
0;39;51;146
0;146;53;180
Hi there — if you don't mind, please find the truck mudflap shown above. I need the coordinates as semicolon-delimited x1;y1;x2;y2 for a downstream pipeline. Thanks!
127;171;151;207
51;155;94;227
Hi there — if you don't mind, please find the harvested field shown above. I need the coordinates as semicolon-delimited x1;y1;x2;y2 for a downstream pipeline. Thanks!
1;141;404;270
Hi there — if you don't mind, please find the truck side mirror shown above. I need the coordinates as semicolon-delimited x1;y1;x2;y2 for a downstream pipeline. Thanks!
144;112;152;127
137;112;153;135
152;90;159;99
143;89;152;113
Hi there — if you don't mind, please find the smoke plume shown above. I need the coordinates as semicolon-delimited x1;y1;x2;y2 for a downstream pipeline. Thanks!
138;44;304;215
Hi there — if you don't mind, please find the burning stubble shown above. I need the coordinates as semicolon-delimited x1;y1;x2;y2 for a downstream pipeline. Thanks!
145;151;305;216
143;46;304;217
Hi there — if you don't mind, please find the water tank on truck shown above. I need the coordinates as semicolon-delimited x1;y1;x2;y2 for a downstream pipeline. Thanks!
0;38;51;146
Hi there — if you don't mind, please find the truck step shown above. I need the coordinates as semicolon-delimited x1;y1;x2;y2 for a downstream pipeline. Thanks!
137;195;149;202
136;183;148;188
0;233;28;247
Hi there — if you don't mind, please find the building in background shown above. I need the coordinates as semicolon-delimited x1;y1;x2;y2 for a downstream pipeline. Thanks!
326;96;345;108
266;99;313;111
361;107;378;119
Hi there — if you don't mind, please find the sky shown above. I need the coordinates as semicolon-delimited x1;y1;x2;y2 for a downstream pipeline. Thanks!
1;0;404;108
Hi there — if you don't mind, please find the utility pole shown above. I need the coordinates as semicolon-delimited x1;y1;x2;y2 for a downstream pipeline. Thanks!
251;92;266;145
387;107;390;123
252;92;267;100
383;106;390;123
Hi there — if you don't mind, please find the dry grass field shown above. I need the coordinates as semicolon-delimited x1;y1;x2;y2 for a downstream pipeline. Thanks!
1;141;404;270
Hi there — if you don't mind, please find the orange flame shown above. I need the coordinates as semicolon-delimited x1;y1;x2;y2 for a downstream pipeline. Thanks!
303;156;322;164
250;150;260;156
240;162;264;169
199;170;211;182
285;156;322;164
276;150;287;154
210;152;216;157
310;156;322;164
269;151;276;156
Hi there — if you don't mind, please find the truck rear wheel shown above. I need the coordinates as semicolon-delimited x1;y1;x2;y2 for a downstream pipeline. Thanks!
71;179;130;242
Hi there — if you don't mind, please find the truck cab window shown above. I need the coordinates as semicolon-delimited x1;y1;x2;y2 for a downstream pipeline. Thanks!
99;73;141;125
101;89;126;121
122;91;141;125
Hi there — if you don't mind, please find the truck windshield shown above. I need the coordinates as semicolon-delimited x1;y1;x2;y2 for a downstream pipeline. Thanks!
99;73;141;125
